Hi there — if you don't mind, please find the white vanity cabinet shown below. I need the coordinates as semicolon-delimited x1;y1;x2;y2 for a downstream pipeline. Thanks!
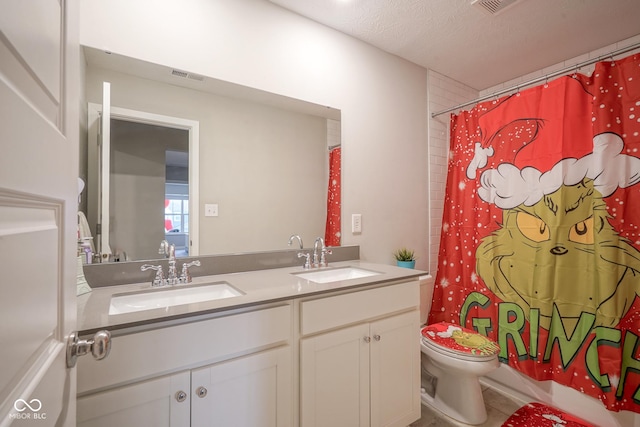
299;280;421;427
77;371;191;426
77;304;293;427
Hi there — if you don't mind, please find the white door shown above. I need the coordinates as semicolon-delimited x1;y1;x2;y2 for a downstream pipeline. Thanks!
300;323;370;427
77;372;191;427
0;2;79;426
191;347;292;427
370;311;421;427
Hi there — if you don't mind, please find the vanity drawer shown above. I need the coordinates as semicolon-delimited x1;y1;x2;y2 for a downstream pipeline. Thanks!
300;280;419;336
78;304;292;394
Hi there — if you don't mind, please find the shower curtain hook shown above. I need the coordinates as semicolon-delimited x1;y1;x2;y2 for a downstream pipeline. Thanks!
572;64;579;79
544;76;549;88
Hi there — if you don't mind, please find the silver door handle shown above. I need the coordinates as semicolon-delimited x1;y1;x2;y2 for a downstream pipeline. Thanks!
66;330;112;368
373;334;381;341
363;336;371;343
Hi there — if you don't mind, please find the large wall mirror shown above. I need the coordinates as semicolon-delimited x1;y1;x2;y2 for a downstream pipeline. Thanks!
81;47;341;262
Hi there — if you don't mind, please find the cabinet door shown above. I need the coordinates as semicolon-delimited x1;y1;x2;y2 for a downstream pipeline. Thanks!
77;371;190;427
301;323;371;427
370;311;421;427
191;346;292;427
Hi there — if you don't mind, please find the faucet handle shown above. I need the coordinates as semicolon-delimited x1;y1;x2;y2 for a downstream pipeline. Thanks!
141;264;165;287
180;260;201;283
320;247;333;267
297;252;311;269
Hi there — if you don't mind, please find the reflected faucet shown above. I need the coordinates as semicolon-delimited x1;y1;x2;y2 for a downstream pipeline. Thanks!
158;239;170;257
288;234;304;250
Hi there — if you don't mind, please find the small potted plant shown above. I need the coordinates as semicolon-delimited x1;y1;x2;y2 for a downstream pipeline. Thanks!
393;248;416;269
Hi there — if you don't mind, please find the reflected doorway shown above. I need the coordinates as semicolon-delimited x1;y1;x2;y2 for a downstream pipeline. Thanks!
164;154;190;257
86;103;200;262
109;120;189;260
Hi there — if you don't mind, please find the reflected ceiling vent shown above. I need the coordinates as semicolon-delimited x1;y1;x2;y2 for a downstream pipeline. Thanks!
471;0;521;15
171;69;205;82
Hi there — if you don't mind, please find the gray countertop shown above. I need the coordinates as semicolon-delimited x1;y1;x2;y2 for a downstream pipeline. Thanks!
77;261;426;335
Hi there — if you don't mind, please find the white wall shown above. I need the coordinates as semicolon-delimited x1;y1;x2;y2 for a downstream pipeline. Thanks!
427;34;640;427
79;0;430;268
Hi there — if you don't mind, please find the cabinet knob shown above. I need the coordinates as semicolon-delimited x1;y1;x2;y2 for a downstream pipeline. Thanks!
175;391;187;402
363;336;371;343
196;386;208;398
373;334;381;341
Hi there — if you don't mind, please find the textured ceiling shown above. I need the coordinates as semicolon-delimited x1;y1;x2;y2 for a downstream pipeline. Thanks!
267;0;640;90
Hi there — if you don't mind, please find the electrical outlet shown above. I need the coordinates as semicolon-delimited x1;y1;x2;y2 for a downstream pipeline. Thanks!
352;214;362;233
204;203;219;217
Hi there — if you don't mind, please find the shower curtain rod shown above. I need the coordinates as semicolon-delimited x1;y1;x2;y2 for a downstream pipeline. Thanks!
431;41;640;118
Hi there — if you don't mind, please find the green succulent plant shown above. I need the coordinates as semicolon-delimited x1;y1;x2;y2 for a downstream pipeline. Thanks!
393;248;415;262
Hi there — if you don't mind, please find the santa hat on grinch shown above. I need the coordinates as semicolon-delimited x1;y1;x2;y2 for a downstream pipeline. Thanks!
465;76;640;209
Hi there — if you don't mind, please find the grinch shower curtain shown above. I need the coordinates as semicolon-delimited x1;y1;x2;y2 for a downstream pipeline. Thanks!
429;53;640;413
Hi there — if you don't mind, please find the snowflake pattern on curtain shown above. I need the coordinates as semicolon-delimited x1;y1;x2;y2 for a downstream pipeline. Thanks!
325;147;341;246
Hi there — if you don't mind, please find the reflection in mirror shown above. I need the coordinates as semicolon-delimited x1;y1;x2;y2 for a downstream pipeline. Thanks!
81;47;341;261
110;119;189;261
86;102;200;263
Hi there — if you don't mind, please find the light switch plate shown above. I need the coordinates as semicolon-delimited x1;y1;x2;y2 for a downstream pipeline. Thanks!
205;203;219;217
352;214;362;233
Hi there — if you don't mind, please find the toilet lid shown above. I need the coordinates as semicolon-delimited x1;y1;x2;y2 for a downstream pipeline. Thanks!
421;322;500;358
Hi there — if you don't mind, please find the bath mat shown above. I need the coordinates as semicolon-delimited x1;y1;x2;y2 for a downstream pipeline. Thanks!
501;402;593;427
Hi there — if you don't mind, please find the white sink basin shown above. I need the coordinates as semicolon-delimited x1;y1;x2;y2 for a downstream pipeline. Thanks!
293;267;381;284
109;282;244;315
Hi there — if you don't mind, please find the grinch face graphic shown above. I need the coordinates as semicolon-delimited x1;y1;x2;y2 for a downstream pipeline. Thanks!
476;177;640;334
468;123;640;337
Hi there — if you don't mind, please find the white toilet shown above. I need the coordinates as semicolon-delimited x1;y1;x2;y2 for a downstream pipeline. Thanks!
419;322;500;425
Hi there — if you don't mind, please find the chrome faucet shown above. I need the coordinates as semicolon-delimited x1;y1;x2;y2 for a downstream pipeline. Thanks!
166;243;179;285
288;234;304;249
143;240;200;286
313;237;332;268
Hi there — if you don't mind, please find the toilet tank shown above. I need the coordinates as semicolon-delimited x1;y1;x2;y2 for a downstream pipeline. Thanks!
419;275;434;325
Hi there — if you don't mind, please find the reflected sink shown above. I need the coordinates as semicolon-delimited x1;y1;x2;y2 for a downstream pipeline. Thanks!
109;282;244;315
293;267;381;284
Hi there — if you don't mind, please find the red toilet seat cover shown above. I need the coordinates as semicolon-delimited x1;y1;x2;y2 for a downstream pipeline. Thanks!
421;322;500;357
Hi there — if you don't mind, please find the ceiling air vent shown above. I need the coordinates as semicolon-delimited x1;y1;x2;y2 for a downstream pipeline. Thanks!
171;69;205;82
471;0;521;15
171;69;188;78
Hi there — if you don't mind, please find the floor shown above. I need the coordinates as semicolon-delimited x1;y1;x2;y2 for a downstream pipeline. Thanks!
409;386;527;427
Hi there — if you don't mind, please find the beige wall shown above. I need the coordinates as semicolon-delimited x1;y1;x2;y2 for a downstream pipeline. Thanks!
79;0;430;268
85;65;328;255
